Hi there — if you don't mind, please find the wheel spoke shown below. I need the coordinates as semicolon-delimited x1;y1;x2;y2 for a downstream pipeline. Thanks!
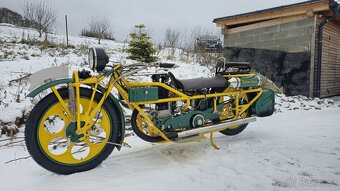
131;109;164;142
136;115;147;133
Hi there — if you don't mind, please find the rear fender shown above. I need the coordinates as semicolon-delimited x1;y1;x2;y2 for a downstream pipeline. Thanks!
27;78;125;150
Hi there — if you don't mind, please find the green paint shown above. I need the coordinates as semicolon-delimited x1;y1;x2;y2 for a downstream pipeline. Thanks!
128;87;159;102
162;103;224;130
238;76;261;88
102;69;114;77
27;78;74;98
65;121;85;143
252;89;275;117
97;86;125;149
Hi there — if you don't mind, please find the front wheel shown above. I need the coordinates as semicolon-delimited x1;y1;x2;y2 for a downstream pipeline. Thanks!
25;88;121;174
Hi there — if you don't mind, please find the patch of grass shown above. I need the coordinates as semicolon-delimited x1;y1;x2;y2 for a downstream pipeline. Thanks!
73;44;89;56
20;38;75;53
3;50;14;59
31;53;40;57
22;55;30;60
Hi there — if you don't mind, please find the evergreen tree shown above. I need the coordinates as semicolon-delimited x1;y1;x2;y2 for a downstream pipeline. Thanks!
127;24;158;63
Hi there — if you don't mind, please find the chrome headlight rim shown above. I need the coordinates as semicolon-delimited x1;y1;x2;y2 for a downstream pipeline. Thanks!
88;47;97;71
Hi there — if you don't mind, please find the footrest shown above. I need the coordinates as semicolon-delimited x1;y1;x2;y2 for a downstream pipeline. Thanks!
173;135;206;143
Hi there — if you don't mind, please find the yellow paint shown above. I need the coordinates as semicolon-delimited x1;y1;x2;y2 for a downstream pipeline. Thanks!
223;73;256;78
213;98;217;113
37;97;111;165
210;132;220;150
85;83;98;115
50;86;72;118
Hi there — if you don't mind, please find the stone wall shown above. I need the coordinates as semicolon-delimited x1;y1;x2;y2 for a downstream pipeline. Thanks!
224;47;311;96
224;18;314;52
223;18;314;96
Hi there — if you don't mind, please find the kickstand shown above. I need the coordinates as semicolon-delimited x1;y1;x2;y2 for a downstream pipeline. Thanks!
210;132;220;150
106;141;132;148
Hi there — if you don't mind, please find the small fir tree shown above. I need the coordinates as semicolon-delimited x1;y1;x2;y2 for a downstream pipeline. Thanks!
127;24;158;63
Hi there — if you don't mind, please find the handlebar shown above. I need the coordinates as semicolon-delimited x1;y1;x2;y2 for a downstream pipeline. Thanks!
110;62;177;84
121;62;177;69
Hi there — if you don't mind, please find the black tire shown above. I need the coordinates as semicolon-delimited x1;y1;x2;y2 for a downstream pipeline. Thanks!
219;120;249;136
25;88;121;174
131;109;164;143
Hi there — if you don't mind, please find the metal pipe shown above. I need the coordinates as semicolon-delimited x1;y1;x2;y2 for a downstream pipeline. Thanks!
170;117;257;139
316;0;340;97
65;15;69;46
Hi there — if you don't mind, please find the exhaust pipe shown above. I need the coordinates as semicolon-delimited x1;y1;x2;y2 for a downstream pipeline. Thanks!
165;117;256;139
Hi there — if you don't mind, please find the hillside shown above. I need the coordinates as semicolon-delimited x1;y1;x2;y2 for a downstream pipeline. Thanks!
0;23;209;134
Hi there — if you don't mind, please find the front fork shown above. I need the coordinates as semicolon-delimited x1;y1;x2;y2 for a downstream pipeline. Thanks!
50;71;108;142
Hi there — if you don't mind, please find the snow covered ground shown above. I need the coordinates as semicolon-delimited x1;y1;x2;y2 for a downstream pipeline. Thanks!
0;24;340;191
1;103;339;191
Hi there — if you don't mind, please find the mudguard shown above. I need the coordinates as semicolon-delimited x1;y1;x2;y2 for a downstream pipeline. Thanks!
27;78;126;150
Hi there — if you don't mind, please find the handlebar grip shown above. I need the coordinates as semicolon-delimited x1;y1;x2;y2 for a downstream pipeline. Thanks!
78;69;91;79
159;63;176;68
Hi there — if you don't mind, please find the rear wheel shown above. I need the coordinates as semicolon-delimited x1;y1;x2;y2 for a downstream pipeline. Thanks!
216;93;251;136
131;109;164;143
25;88;120;174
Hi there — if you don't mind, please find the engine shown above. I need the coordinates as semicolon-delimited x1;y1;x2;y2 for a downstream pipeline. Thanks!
150;73;222;132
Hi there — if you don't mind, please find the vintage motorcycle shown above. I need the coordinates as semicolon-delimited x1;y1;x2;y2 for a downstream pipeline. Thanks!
25;48;275;174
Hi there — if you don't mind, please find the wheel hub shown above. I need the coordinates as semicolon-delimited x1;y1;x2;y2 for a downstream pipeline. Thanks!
65;121;85;142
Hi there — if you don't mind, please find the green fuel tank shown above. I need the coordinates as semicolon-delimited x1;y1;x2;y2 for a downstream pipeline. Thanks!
228;76;262;88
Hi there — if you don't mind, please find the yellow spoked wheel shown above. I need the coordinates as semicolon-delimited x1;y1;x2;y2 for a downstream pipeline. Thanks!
217;93;251;136
25;88;120;174
131;109;164;143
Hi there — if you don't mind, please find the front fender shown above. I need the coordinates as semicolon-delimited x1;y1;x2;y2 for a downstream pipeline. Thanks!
27;78;74;98
27;78;126;150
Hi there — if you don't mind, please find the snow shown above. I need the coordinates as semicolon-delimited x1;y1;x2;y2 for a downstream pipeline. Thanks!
0;24;340;191
1;107;339;191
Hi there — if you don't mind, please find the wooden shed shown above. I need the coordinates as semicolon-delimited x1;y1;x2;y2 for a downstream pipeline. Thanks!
214;0;340;98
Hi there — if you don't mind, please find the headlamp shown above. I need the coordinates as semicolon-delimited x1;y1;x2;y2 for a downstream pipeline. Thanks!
88;48;109;72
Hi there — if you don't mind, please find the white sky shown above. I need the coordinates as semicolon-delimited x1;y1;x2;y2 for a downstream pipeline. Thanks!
1;0;304;42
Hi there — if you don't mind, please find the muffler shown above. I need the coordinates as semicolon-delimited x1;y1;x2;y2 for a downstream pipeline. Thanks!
165;117;256;139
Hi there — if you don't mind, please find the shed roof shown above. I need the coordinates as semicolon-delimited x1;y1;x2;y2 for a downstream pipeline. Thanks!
213;0;339;28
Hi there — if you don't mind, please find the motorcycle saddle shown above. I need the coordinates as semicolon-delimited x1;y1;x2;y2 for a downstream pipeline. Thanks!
168;72;228;91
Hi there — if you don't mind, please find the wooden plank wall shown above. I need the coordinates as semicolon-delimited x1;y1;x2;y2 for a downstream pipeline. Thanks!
314;16;340;98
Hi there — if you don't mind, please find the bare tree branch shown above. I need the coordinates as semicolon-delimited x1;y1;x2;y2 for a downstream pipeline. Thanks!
81;16;114;44
164;28;180;49
0;140;25;148
22;0;57;38
5;156;31;164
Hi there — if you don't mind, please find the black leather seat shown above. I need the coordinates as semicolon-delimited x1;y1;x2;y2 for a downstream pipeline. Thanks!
168;72;228;91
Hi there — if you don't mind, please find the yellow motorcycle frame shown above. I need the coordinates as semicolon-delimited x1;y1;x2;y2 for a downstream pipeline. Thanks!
30;64;261;146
